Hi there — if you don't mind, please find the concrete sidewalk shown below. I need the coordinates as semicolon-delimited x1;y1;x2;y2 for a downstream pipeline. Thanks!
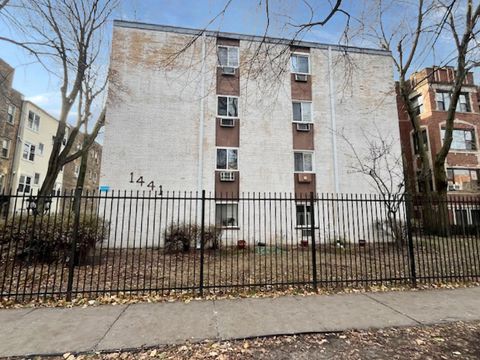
1;287;480;357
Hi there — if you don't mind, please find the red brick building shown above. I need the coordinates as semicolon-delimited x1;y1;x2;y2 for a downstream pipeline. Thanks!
398;67;480;196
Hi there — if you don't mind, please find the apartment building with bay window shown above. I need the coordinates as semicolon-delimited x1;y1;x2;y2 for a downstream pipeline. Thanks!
100;20;401;245
398;67;480;226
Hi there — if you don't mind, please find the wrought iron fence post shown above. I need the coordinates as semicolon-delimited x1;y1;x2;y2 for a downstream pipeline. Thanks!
199;190;206;296
405;193;417;287
310;192;318;291
66;188;82;301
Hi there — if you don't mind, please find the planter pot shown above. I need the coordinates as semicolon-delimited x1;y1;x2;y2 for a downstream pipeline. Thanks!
300;239;308;247
237;240;247;249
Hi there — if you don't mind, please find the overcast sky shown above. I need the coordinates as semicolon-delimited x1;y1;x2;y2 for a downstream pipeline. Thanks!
0;0;478;123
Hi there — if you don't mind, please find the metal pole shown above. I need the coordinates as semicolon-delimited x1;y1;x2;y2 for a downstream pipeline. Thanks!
405;194;417;287
66;188;82;301
199;190;206;296
310;192;318;290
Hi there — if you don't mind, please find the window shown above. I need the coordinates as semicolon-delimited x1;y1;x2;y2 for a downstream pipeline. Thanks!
1;139;10;158
292;102;312;123
294;152;313;172
34;173;40;185
217;46;239;68
436;91;471;112
410;95;424;115
413;129;428;154
447;168;480;192
458;93;471;112
417;171;433;193
7;105;15;124
455;209;469;226
441;128;476;150
296;204;312;227
23;143;35;161
38;143;44;155
27;111;40;131
216;148;238;170
217;96;238;117
291;54;309;74
18;175;32;193
0;174;4;193
215;203;238;227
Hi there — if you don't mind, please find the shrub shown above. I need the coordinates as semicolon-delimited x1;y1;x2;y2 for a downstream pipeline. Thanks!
164;223;223;253
0;212;108;265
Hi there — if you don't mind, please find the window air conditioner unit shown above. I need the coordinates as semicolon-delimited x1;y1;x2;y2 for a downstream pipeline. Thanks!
448;183;461;191
294;73;308;82
220;171;235;182
220;118;235;127
296;123;311;131
222;66;236;75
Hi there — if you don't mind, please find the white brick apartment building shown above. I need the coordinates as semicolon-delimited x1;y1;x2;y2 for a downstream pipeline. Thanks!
101;20;402;246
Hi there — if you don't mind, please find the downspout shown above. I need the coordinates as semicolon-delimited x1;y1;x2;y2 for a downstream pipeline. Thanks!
197;33;206;193
328;46;340;194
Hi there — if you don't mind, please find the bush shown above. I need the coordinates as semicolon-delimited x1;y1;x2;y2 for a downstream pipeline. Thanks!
0;212;108;265
164;223;222;253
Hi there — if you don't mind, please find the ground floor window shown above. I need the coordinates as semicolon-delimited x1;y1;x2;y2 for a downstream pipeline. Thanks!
216;203;238;227
447;168;480;192
18;175;32;193
296;203;312;227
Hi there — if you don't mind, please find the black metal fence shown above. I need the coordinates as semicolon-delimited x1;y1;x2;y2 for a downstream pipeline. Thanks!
1;190;479;302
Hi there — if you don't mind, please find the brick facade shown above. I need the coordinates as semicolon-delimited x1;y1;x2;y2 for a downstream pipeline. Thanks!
397;67;480;195
62;132;102;192
0;59;23;193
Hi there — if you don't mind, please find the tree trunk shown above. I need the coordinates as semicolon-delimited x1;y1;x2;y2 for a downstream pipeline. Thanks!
72;139;89;211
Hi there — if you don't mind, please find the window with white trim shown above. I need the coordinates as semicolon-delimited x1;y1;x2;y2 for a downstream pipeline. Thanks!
412;129;428;154
292;102;312;123
1;139;10;158
410;95;424;115
7;104;15;124
38;143;44;155
296;203;312;227
215;203;238;227
34;173;41;185
294;151;313;172
217;96;238;117
441;128;476;150
291;54;309;74
436;91;471;112
18;175;32;193
23;142;35;161
217;46;239;68
27;111;40;131
216;148;238;170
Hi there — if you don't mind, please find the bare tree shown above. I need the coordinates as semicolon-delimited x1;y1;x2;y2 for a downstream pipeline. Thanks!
0;0;116;211
339;128;407;245
357;0;480;198
0;0;9;12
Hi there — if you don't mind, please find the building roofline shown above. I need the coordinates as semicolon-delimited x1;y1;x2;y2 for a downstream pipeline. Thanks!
113;19;392;57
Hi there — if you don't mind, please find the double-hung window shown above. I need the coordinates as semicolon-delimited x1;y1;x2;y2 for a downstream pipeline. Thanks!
292;102;312;123
291;54;310;74
23;142;35;161
217;46;239;68
18;175;32;193
216;203;238;227
458;93;471;112
7;105;15;124
294;151;313;172
27;111;40;131
410;95;424;115
34;173;41;185
1;139;10;158
218;96;238;118
441;128;476;150
216;148;238;170
296;203;312;227
413;129;428;154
